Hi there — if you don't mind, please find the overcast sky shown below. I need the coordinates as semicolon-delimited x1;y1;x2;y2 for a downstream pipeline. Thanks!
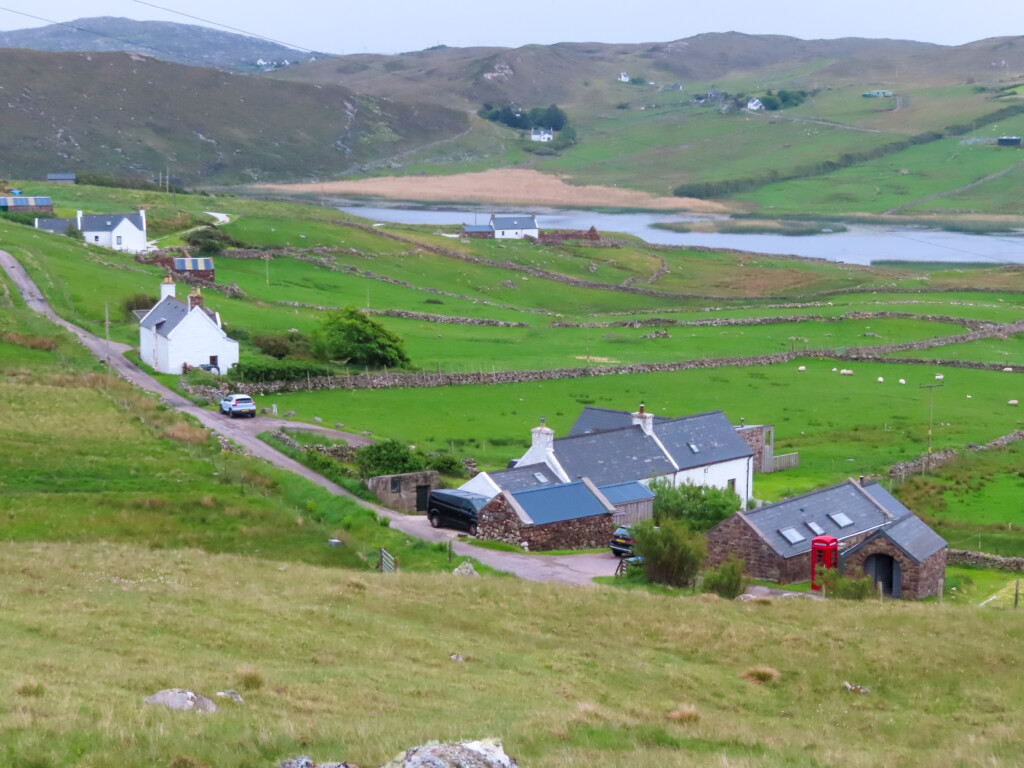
1;1;1022;55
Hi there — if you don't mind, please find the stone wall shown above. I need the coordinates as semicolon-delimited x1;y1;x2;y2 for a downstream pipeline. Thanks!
948;549;1024;572
889;429;1024;480
478;493;615;551
736;425;773;473
366;470;439;513
842;537;946;599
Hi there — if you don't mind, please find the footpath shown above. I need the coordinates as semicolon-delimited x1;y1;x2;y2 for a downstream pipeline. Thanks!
0;249;614;587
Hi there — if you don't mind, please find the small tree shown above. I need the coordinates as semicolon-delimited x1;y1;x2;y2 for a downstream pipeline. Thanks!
311;307;410;369
632;519;706;587
355;440;425;478
650;478;741;532
702;556;748;599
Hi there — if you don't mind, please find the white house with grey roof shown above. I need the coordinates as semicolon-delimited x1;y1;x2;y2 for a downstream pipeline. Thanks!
506;405;754;505
706;478;946;598
490;213;539;239
138;278;238;374
35;209;147;252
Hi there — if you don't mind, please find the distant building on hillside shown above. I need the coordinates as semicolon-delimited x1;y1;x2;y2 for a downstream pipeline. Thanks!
746;97;765;111
45;172;76;184
459;213;540;240
861;90;893;98
530;127;554;142
138;278;238;374
0;196;53;213
35;209;148;252
997;136;1022;147
618;72;630;82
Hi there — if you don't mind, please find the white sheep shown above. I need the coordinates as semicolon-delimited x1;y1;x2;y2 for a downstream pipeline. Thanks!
877;377;884;383
797;365;806;372
935;374;944;381
832;367;838;372
899;379;906;385
1010;400;1019;407
1004;367;1014;372
840;369;853;376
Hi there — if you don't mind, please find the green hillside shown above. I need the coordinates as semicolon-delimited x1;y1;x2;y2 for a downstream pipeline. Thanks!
0;49;466;185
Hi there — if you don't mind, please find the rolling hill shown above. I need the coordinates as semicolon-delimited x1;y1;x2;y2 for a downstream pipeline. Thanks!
0;16;323;73
0;48;466;184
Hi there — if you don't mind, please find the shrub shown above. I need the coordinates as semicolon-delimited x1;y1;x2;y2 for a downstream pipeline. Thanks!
425;453;464;477
650;478;740;532
702;556;748;599
183;226;245;255
122;292;156;319
311;307;410;369
632;519;706;587
741;666;781;684
252;333;295;359
820;568;875;600
231;358;333;383
355;440;425;478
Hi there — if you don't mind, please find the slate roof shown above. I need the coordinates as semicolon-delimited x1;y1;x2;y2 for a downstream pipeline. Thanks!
487;463;560;493
511;480;612;525
462;224;493;233
35;218;75;234
555;408;751;483
36;212;144;234
739;479;944;560
139;296;191;338
596;480;655;505
46;173;76;181
491;214;537;230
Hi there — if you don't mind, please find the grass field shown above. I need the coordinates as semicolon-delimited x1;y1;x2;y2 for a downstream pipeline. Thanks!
4;541;1024;768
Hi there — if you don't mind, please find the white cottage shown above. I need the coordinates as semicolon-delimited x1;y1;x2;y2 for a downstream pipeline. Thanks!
138;278;239;374
35;209;148;252
490;213;539;240
530;128;554;142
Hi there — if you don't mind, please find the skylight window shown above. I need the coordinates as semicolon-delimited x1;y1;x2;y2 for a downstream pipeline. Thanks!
829;512;854;528
688;442;700;454
806;521;825;535
779;527;806;545
533;472;549;483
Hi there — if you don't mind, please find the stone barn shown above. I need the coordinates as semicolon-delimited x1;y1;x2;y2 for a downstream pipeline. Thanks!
366;470;440;513
478;477;616;551
705;478;946;598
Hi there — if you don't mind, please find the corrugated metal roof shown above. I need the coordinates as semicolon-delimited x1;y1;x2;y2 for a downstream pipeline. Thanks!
742;479;906;558
512;480;611;525
174;257;214;271
596;480;655;505
462;224;493;233
488;463;559;492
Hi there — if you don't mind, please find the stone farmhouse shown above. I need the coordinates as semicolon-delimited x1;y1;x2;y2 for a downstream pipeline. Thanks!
706;478;947;599
138;278;239;374
36;209;148;252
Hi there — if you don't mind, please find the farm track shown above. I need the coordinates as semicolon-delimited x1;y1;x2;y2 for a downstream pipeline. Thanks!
0;248;617;587
884;158;1024;214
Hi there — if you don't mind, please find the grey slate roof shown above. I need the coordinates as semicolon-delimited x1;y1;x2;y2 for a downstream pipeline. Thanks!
47;173;76;181
555;407;752;483
491;214;537;230
554;426;677;485
462;224;493;233
569;405;670;435
79;212;145;232
596;480;655;505
35;217;75;234
739;479;944;560
512;480;612;525
487;463;560;493
139;296;190;338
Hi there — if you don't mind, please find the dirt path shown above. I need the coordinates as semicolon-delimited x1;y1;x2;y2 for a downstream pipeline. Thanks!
256;168;727;213
0;249;615;586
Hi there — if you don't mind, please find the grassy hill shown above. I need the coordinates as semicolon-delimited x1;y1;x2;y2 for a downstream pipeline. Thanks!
0;48;466;185
0;16;323;73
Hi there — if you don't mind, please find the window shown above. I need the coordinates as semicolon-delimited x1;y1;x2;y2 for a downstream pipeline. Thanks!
116;235;122;246
829;512;854;528
533;472;549;484
688;442;700;454
779;527;805;545
806;521;825;535
94;236;99;242
390;477;401;493
727;478;736;493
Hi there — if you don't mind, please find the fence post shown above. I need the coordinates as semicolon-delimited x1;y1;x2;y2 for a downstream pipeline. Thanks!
1016;579;1020;610
878;581;884;602
448;538;453;563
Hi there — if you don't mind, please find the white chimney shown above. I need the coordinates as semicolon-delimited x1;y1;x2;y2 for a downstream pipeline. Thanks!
76;210;83;231
531;417;555;451
631;403;654;436
138;208;146;232
160;276;176;301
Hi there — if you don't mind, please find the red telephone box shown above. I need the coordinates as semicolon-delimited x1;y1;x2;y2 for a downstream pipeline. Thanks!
811;535;838;591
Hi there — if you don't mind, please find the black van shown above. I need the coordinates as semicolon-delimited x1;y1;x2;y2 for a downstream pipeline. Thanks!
427;489;491;536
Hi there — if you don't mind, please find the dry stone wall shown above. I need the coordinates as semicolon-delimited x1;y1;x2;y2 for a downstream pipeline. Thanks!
948;550;1024;572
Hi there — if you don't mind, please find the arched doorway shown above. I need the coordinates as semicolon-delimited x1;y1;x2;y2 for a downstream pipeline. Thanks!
863;553;901;598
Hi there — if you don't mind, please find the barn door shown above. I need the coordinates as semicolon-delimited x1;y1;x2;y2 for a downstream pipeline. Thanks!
892;560;902;598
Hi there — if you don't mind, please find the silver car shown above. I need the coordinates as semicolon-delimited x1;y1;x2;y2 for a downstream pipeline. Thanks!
219;393;256;418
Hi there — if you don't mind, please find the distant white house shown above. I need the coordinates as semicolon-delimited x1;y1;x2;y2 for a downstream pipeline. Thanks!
35;209;148;252
746;97;765;111
138;278;239;374
530;127;554;142
490;213;539;240
618;72;630;82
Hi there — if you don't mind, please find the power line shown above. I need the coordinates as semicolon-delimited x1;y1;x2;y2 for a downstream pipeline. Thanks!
131;0;330;55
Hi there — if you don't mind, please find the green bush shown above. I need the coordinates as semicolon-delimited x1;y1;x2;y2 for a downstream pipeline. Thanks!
231;358;333;383
632;519;706;588
650;478;740;532
821;568;875;600
355;440;425;478
311;307;410;369
425;453;464;477
702;556;748;599
122;292;156;319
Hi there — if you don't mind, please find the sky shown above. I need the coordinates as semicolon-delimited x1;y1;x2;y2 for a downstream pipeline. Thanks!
1;0;1022;55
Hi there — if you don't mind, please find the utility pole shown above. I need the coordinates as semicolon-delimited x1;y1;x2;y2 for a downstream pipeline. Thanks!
919;379;944;472
104;302;110;367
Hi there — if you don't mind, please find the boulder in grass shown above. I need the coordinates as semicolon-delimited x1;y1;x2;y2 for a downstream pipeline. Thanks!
452;561;479;578
382;739;517;768
143;688;216;713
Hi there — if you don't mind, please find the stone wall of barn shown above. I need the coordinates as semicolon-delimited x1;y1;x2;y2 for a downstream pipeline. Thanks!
842;537;946;599
478;493;615;551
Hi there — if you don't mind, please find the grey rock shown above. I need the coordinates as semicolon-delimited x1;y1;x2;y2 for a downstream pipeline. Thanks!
335;422;345;429
216;688;244;703
382;739;516;768
450;653;464;662
279;757;315;768
314;416;323;423
452;561;479;578
143;688;217;713
284;410;296;417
